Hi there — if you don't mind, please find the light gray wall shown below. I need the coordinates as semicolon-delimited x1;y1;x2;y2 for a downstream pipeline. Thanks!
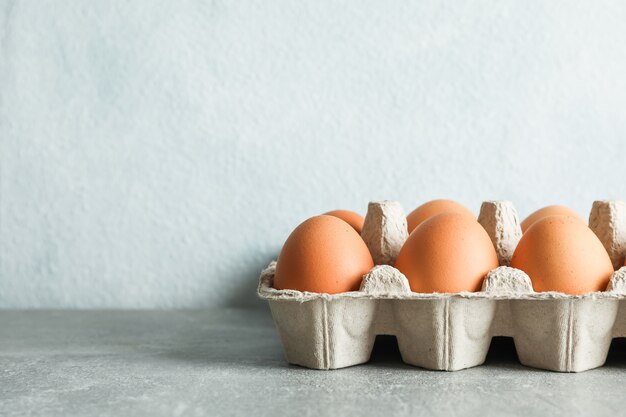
2;0;626;308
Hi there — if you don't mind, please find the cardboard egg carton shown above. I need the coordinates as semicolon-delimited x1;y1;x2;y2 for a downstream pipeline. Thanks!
258;200;626;372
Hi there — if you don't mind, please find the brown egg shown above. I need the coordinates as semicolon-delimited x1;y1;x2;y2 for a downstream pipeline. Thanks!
406;199;474;234
395;212;499;293
323;210;364;234
520;205;584;233
511;215;613;294
274;215;374;293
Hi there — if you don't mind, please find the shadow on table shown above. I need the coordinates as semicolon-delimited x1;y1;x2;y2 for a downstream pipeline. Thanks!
603;338;626;369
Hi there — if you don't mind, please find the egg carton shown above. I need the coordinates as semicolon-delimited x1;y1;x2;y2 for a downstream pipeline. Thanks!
258;200;626;372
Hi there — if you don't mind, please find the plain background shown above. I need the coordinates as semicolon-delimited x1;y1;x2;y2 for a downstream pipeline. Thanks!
1;0;626;309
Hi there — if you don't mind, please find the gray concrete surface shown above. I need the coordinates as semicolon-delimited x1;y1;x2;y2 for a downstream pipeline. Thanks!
2;309;626;416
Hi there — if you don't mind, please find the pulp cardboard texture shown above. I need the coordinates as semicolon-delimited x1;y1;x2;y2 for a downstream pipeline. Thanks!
258;201;626;372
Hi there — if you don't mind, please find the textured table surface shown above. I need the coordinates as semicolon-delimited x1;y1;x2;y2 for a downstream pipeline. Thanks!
2;309;626;417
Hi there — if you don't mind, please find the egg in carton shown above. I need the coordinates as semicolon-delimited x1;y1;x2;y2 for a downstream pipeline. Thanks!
258;200;626;372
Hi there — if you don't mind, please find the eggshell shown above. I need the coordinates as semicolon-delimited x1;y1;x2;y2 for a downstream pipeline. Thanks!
511;215;613;294
406;199;474;234
323;210;364;234
395;212;499;293
274;215;374;294
520;205;584;233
